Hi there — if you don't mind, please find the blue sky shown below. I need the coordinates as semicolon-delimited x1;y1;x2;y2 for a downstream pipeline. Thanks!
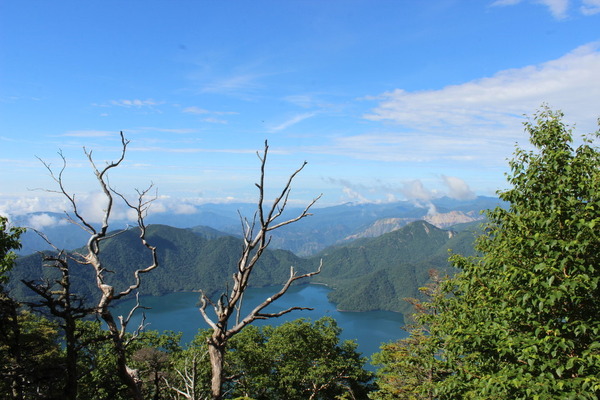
1;0;599;224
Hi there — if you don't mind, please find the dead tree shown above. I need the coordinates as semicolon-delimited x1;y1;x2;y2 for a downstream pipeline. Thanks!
163;350;207;400
198;141;322;400
39;132;158;400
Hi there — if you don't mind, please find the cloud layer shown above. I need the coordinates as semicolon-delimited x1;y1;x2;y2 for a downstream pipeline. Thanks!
492;0;600;18
364;42;600;135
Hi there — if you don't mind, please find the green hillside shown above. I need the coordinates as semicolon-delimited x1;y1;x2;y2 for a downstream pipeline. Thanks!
10;221;478;314
9;224;314;306
310;221;479;313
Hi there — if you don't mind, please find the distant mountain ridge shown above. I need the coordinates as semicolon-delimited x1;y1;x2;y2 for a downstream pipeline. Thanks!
10;220;480;314
342;210;483;242
12;196;500;256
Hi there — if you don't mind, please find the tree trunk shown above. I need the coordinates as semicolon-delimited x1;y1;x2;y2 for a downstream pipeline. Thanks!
116;350;143;400
63;317;78;400
207;337;226;400
102;311;143;400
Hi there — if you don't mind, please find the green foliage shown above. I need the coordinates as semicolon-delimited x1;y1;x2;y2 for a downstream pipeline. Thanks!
0;310;63;399
371;272;449;400
228;317;374;400
73;321;183;400
381;108;600;399
164;317;373;400
0;216;24;284
10;220;478;314
313;221;478;312
9;224;314;306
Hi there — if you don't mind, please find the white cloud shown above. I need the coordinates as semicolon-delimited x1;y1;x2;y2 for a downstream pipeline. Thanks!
109;99;162;108
25;213;69;230
61;130;116;138
400;180;433;202
135;127;198;134
201;73;263;95
0;196;70;217
269;113;317;132
202;117;228;124
441;176;477;200
183;106;210;114
364;42;600;138
182;106;238;115
539;0;570;18
581;0;600;14
1;192;144;225
341;187;370;203
491;0;600;18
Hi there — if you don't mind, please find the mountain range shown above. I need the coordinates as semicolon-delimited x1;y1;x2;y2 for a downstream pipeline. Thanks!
11;196;500;256
10;198;488;313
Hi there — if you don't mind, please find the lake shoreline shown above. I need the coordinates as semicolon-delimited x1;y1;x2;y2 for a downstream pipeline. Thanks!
111;285;407;364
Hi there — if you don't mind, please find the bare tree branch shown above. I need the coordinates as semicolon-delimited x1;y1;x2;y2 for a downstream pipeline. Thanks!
229;260;322;336
34;131;157;400
198;140;322;400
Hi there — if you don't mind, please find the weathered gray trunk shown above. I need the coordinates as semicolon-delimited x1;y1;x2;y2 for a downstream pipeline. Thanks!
207;337;226;400
103;311;143;400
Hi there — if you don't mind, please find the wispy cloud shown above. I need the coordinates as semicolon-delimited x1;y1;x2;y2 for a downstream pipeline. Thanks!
303;43;600;172
182;106;238;124
201;117;228;124
581;0;600;14
182;106;238;115
110;99;163;108
201;73;264;95
311;133;493;164
61;130;116;138
134;127;198;134
129;146;257;154
269;112;317;132
490;0;599;18
364;42;600;135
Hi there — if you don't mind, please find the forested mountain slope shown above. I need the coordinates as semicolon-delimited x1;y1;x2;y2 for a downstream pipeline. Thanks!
311;221;479;313
12;196;499;257
9;224;314;306
10;221;479;313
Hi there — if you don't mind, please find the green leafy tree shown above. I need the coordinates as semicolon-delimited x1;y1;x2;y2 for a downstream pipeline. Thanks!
372;108;600;399
424;108;600;399
166;317;373;400
0;216;24;284
227;317;374;400
0;217;64;400
371;271;449;400
0;311;63;399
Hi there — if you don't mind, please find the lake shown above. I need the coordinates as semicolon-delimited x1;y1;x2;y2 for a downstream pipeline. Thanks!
112;284;408;367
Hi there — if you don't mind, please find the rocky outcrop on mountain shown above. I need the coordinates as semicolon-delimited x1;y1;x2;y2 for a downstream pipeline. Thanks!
424;210;483;228
342;217;414;241
342;211;483;242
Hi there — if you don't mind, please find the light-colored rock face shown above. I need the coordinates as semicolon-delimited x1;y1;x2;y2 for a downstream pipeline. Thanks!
424;210;483;228
342;217;414;241
341;211;482;241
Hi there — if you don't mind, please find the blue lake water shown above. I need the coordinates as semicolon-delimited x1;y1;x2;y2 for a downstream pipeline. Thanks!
112;284;407;367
